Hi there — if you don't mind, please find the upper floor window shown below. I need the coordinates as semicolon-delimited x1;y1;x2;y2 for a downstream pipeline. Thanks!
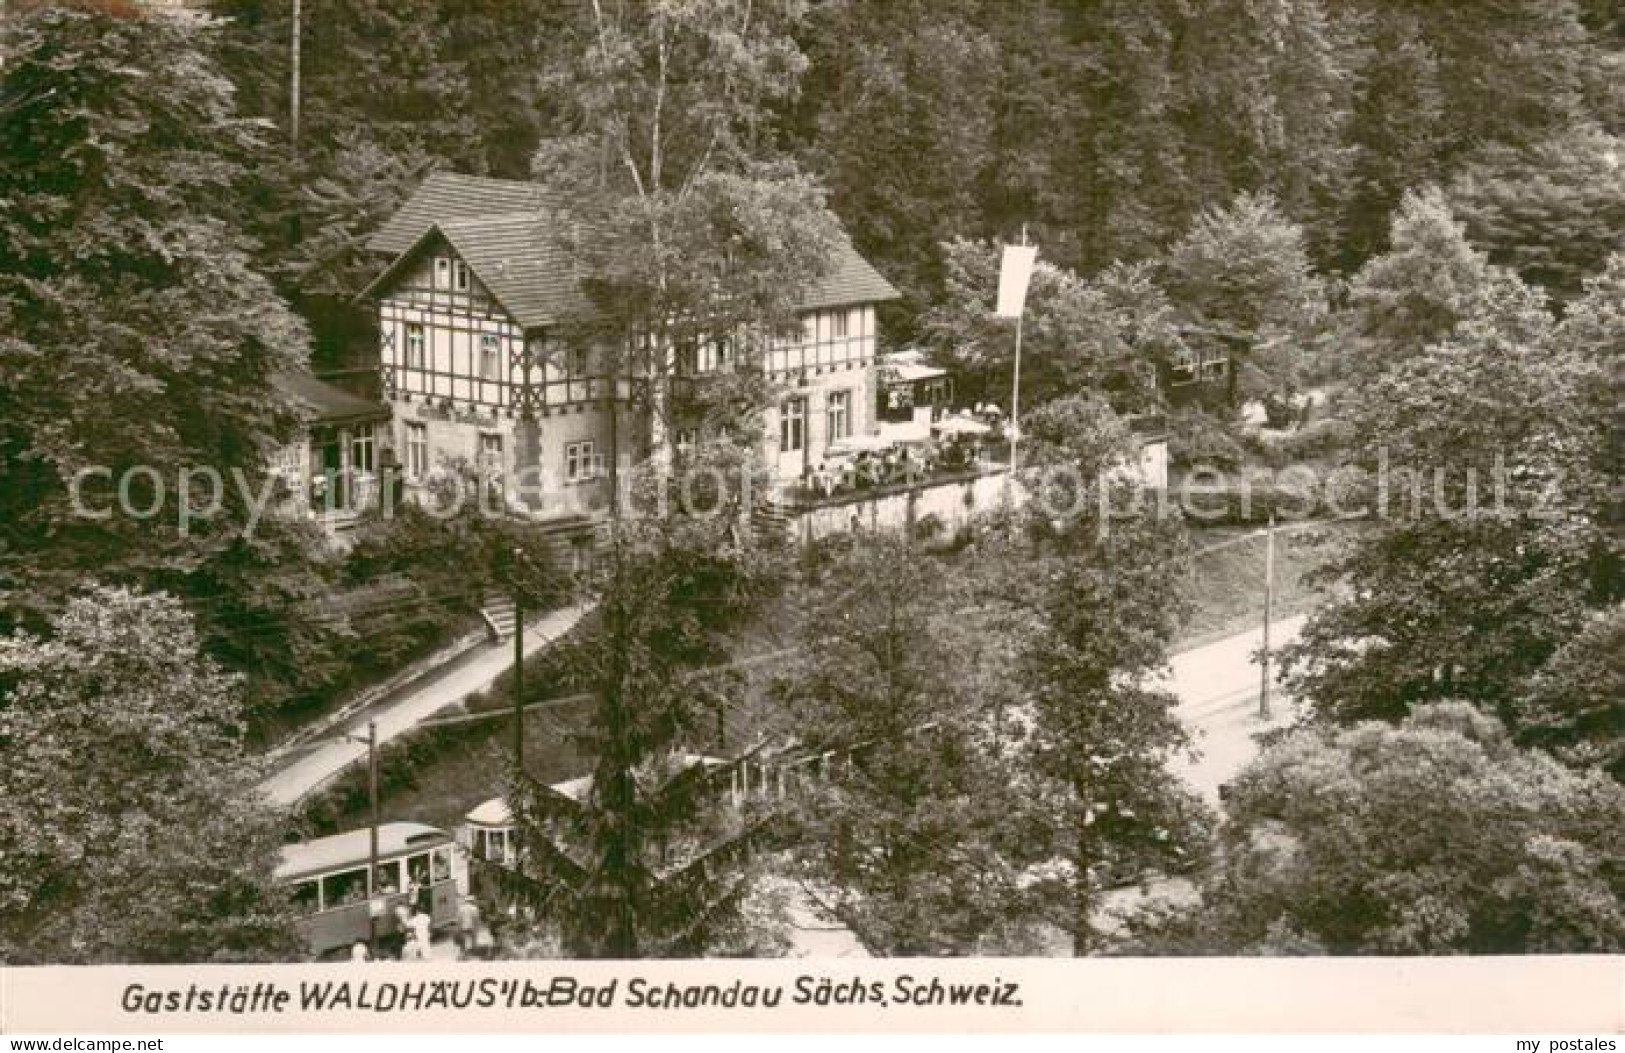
453;261;470;292
405;323;426;369
831;310;849;340
479;334;502;381
700;337;731;373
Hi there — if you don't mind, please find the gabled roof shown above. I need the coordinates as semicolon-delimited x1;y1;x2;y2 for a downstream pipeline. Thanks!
274;371;390;426
361;214;593;331
367;171;563;257
362;171;899;329
802;242;899;312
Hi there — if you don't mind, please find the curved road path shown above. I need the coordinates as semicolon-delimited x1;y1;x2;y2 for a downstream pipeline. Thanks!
258;603;591;808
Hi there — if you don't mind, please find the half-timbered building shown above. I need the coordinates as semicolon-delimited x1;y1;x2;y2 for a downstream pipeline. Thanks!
361;172;898;521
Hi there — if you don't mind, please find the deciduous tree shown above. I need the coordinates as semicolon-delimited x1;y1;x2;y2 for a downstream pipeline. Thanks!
1340;187;1490;370
531;0;845;455
1130;703;1625;954
1513;605;1625;781
1283;282;1612;725
0;4;310;624
922;239;1173;413
1162;192;1327;408
0;587;302;963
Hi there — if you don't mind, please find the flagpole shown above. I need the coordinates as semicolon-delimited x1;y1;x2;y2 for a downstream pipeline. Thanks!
1010;313;1023;479
1009;225;1028;484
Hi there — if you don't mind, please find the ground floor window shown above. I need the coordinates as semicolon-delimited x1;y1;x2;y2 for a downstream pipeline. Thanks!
781;397;806;453
406;422;428;480
826;390;850;442
350;424;375;475
565;440;597;482
480;432;504;489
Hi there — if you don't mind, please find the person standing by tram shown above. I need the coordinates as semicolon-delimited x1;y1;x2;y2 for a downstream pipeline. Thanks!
456;895;482;959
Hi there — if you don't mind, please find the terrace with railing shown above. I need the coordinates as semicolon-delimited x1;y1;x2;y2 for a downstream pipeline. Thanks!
778;437;1012;511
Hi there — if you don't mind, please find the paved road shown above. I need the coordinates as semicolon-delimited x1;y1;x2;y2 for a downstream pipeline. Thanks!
1093;613;1309;932
1164;613;1307;806
259;603;591;808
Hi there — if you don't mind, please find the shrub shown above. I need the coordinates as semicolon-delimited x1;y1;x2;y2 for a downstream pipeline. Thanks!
1167;409;1248;472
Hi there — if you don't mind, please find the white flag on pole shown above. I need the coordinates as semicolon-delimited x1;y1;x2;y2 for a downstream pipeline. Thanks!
994;243;1038;319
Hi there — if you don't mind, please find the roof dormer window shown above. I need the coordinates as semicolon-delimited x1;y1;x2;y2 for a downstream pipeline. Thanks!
453;260;470;291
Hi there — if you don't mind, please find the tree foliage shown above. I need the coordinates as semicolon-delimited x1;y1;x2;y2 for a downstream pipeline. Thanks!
1448;124;1625;300
922;238;1175;413
1163;192;1327;406
0;5;310;624
502;451;788;958
1340;188;1492;369
1513;605;1625;782
790;0;998;329
771;533;1053;955
1008;502;1209;954
0;587;301;964
529;0;845;450
1283;284;1614;727
1131;703;1625;954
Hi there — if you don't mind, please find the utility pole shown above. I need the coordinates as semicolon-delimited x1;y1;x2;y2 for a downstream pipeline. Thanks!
1260;516;1276;720
289;0;302;157
365;719;379;956
512;547;525;775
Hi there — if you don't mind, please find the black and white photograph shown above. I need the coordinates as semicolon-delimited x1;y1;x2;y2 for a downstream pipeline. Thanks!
0;0;1621;1035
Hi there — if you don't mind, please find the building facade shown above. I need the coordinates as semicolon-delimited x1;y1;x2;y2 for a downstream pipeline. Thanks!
269;371;393;532
361;173;898;520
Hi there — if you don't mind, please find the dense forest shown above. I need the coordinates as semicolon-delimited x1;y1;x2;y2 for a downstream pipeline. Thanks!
202;0;1625;358
4;0;1620;734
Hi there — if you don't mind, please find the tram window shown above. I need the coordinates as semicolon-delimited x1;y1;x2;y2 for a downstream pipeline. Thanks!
373;861;401;895
406;853;431;888
291;880;320;915
431;847;452;883
322;868;368;909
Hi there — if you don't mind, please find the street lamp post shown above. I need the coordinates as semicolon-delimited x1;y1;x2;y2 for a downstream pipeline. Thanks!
512;547;525;775
342;720;382;957
1260;517;1276;720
